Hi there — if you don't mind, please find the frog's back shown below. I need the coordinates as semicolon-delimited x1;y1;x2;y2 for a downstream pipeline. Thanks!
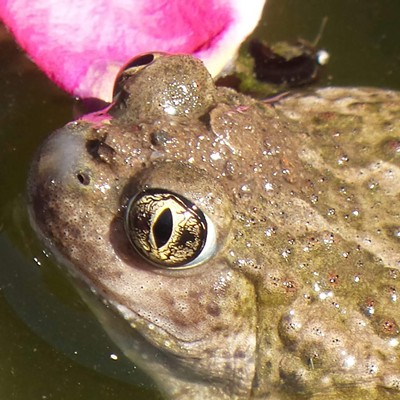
248;87;400;399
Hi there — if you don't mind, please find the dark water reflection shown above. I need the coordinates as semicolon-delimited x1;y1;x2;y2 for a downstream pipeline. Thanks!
0;1;399;399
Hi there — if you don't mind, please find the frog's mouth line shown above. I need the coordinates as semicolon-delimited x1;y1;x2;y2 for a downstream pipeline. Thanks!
73;274;250;398
28;206;249;389
26;230;229;391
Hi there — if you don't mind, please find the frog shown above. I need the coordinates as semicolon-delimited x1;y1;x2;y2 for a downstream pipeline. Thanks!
27;52;400;399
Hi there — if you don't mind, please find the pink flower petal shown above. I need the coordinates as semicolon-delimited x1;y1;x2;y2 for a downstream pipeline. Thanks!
0;0;265;100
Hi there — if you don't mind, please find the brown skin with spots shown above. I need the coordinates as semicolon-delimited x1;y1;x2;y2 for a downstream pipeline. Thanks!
29;54;400;399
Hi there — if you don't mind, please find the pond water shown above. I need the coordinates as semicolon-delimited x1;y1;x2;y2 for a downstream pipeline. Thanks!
0;1;399;399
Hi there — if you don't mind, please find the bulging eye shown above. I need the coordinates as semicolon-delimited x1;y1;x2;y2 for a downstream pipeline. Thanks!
112;52;164;100
125;189;216;269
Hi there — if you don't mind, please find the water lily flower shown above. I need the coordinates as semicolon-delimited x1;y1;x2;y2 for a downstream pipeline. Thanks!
0;0;266;101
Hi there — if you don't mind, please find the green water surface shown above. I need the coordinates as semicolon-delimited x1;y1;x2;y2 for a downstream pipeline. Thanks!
0;1;399;399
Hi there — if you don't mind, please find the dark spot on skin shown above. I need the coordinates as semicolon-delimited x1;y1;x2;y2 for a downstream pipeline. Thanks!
361;297;376;316
385;286;397;298
283;279;297;294
328;273;339;286
234;350;246;358
210;323;224;333
63;225;81;240
378;318;399;337
312;112;337;125
388;269;399;280
188;290;202;302
198;112;211;127
379;137;400;160
151;130;170;146
206;303;221;317
386;225;400;241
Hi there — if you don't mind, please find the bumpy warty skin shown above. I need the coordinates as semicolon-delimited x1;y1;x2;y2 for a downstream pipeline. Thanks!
28;54;400;399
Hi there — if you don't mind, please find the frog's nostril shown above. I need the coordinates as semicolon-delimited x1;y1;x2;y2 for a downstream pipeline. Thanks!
76;172;91;186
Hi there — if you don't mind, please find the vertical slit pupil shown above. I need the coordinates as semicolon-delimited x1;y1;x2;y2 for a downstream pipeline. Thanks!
153;208;173;248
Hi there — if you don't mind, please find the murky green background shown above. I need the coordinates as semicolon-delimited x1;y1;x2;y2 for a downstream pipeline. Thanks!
0;1;399;399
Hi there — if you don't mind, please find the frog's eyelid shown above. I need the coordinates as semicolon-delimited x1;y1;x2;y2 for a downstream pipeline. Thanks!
123;53;155;70
112;52;165;100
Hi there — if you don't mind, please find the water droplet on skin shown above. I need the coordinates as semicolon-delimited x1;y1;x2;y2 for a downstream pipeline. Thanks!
310;194;319;204
313;282;321;292
322;233;335;245
40;249;50;258
253;163;263;173
264;181;274;191
33;257;42;266
392;227;400;239
318;291;333;300
363;238;372;246
342;355;356;369
265;227;277;237
263;142;281;157
367;179;379;190
210;152;221;161
363;298;375;316
281;249;291;259
337;154;349;165
332;301;340;309
388;288;397;302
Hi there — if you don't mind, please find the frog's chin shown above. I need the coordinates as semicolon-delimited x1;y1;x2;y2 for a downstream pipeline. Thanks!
75;285;242;400
0;0;266;101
